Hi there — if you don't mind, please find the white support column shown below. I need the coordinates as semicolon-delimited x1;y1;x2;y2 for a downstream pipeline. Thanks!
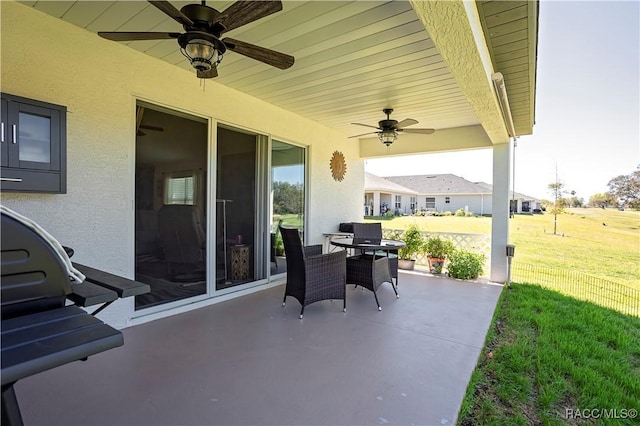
373;192;381;216
490;143;511;283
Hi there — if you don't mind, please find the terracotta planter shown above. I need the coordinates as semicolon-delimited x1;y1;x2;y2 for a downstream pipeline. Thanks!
398;259;415;270
427;256;445;274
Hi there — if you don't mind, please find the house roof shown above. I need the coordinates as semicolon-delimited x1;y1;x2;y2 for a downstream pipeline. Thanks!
474;182;539;201
365;172;418;195
18;1;538;154
368;173;540;200
383;174;491;195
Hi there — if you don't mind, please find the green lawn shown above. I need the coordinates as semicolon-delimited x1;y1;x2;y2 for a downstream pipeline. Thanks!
509;209;639;287
369;209;640;424
366;208;640;287
273;213;303;230
458;284;640;425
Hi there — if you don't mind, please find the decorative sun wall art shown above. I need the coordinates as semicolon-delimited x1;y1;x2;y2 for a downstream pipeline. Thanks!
330;151;347;182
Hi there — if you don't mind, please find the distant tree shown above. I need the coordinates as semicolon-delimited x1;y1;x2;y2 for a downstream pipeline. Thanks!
589;193;617;208
567;196;584;208
607;165;640;208
273;181;303;215
548;173;568;235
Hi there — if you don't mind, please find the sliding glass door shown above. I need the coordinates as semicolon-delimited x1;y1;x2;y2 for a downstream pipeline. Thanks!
134;110;308;310
134;103;208;310
216;126;263;289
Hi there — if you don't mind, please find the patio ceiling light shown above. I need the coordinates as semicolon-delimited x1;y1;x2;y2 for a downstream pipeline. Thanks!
378;129;397;146
178;32;225;72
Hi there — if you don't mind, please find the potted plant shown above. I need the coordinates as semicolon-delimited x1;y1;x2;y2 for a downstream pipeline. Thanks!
398;225;424;270
424;235;454;274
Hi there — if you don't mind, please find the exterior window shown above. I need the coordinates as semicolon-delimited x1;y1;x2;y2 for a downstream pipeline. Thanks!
410;196;416;211
445;197;450;204
395;195;401;210
425;197;435;209
165;174;195;205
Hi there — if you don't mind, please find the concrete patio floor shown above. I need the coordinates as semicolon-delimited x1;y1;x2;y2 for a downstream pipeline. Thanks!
17;271;502;426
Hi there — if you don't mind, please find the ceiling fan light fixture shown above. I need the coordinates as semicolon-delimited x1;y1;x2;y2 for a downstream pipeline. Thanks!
379;129;397;146
350;108;435;143
178;32;225;71
184;39;217;70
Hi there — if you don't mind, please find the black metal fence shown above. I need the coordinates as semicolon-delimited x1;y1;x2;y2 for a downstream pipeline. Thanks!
512;262;639;317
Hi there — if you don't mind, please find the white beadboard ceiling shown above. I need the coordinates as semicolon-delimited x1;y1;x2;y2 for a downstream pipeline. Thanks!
20;1;536;139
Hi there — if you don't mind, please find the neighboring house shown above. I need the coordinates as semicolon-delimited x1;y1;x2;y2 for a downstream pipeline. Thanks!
384;174;493;215
0;1;538;328
474;182;542;214
366;173;541;216
364;172;418;216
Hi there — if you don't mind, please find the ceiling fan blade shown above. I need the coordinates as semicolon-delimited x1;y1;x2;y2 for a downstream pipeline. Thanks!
148;1;194;27
139;124;163;132
348;131;379;138
396;118;419;129
197;67;219;79
218;1;283;33
98;32;180;41
351;123;381;130
136;106;145;135
223;38;294;69
401;128;435;134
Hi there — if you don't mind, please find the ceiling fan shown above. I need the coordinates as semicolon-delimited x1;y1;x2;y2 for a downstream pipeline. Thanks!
98;1;294;79
137;124;164;137
350;108;435;146
136;106;165;136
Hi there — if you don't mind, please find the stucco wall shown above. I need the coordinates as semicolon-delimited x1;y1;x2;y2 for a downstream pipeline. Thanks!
405;194;493;215
367;192;493;216
0;2;363;327
432;194;492;215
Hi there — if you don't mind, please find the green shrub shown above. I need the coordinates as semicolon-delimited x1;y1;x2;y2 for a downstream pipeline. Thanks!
465;211;475;217
424;235;454;258
455;208;466;216
399;224;424;260
443;210;452;216
275;234;284;256
447;249;485;279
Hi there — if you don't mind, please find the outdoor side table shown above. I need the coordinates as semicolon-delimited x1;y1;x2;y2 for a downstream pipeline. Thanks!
230;245;251;281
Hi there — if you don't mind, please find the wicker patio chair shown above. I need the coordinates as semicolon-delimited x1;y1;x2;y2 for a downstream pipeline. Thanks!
346;253;398;311
280;226;346;319
352;222;399;286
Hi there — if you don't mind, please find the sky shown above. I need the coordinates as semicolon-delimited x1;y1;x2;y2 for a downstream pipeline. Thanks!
365;1;640;201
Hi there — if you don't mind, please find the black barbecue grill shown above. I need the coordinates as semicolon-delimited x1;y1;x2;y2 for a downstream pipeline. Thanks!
1;210;149;425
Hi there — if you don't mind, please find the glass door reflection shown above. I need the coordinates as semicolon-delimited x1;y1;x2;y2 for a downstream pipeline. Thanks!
271;140;306;276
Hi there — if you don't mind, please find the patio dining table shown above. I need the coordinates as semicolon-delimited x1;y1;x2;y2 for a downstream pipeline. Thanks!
330;237;405;253
330;237;404;310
